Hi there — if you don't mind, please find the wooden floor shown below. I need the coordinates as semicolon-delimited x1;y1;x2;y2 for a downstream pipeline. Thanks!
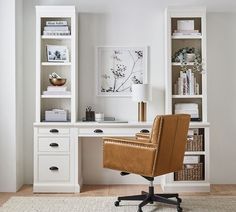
0;184;236;207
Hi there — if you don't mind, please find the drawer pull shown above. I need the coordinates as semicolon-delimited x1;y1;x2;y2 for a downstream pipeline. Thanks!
50;129;59;133
49;143;59;147
49;166;59;171
94;129;103;133
140;129;150;133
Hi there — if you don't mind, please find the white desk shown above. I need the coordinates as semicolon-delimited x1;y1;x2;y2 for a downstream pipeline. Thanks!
33;121;153;193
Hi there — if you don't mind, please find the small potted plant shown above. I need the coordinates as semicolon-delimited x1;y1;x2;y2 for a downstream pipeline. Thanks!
172;47;203;73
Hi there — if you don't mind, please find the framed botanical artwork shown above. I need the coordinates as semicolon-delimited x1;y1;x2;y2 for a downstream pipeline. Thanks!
96;46;148;97
47;45;69;62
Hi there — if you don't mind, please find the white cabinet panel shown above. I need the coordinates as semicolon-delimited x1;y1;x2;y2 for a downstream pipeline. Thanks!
38;155;70;182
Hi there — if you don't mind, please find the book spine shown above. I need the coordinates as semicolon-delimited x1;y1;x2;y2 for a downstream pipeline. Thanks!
44;26;69;31
46;21;67;26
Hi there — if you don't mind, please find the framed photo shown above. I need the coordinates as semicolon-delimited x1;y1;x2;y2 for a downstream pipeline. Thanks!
96;46;148;97
47;45;69;62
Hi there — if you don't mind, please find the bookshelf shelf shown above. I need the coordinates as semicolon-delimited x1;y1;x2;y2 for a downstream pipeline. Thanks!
41;62;71;66
172;35;202;39
172;62;195;66
41;95;71;99
41;35;71;40
172;95;203;98
164;7;209;193
185;151;205;155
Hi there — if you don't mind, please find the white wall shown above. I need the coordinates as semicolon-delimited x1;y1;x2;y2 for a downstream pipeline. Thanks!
207;13;236;184
0;0;23;191
21;0;236;185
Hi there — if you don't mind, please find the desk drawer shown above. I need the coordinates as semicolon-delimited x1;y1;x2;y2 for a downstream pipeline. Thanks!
38;127;70;136
38;155;70;182
38;137;70;152
78;127;151;137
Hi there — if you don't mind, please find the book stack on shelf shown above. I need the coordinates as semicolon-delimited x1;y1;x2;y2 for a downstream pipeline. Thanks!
173;20;201;36
186;129;203;151
43;86;71;96
43;20;70;36
174;69;200;95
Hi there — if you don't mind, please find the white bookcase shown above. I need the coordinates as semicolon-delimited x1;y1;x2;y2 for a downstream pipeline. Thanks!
163;7;210;192
35;6;78;123
34;6;78;193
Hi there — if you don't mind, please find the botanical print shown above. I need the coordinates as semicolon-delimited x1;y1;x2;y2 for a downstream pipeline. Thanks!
97;47;147;96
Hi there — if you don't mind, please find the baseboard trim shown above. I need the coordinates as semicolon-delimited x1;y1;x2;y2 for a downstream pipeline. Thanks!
33;183;78;193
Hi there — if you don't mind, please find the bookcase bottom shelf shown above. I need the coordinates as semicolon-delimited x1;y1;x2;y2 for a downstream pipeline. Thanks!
161;182;210;193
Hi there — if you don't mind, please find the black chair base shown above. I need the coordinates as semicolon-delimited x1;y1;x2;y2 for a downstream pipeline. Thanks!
114;185;182;212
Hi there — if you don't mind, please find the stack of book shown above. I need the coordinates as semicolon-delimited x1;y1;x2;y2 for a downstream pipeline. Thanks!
43;20;70;36
43;86;71;95
173;69;200;95
173;20;201;36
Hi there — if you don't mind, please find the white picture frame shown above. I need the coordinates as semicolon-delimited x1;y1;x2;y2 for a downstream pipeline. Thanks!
47;45;69;62
96;46;148;97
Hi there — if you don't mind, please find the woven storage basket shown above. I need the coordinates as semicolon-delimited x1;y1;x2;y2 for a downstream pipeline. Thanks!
174;163;203;181
185;135;203;151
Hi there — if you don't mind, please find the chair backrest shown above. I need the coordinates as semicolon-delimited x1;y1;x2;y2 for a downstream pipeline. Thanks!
150;114;190;176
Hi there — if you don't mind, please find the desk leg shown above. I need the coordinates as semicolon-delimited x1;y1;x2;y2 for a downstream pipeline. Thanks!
72;128;82;193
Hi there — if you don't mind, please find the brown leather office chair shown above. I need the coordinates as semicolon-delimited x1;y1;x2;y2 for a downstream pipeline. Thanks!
103;114;190;212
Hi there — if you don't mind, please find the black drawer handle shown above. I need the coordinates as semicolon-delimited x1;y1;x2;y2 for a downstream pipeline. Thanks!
49;143;59;147
50;129;59;133
140;129;150;133
49;166;59;171
94;129;103;133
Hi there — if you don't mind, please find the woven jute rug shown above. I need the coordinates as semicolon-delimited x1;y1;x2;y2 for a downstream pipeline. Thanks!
0;196;236;212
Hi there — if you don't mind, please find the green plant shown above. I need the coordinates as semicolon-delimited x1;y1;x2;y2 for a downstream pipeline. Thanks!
172;47;203;73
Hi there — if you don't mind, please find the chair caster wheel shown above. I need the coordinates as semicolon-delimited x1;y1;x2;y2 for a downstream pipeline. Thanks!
137;208;143;212
114;201;120;207
177;197;182;203
177;206;183;212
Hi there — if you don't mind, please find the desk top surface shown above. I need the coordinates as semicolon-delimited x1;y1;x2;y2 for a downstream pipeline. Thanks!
34;121;210;127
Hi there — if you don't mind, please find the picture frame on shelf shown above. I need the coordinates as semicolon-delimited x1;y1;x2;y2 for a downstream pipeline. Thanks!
96;46;148;97
46;45;69;62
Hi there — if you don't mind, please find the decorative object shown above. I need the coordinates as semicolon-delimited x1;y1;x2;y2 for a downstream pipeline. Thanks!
47;45;69;62
2;196;236;212
45;109;67;122
95;113;104;122
172;47;203;73
96;46;148;97
85;106;95;121
132;84;150;122
49;72;66;86
177;20;194;31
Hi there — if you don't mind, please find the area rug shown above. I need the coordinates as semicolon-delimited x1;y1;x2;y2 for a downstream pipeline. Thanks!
0;196;236;212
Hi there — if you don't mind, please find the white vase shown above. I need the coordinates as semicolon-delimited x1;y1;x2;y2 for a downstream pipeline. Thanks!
186;53;196;62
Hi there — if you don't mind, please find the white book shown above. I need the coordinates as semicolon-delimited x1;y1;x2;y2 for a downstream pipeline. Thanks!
174;30;199;33
43;30;70;36
46;21;67;26
182;73;187;95
47;86;67;92
43;91;71;95
173;32;201;36
44;26;69;31
184;156;200;164
195;83;200;95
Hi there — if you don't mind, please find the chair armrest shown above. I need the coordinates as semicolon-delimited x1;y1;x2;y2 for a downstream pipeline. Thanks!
135;133;150;142
103;137;157;177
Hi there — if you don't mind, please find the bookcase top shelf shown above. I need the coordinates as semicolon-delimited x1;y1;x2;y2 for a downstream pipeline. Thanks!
172;35;202;39
41;62;71;66
172;95;203;98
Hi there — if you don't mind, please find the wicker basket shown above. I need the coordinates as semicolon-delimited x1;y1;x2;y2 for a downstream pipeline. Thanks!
174;163;203;181
185;135;203;151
